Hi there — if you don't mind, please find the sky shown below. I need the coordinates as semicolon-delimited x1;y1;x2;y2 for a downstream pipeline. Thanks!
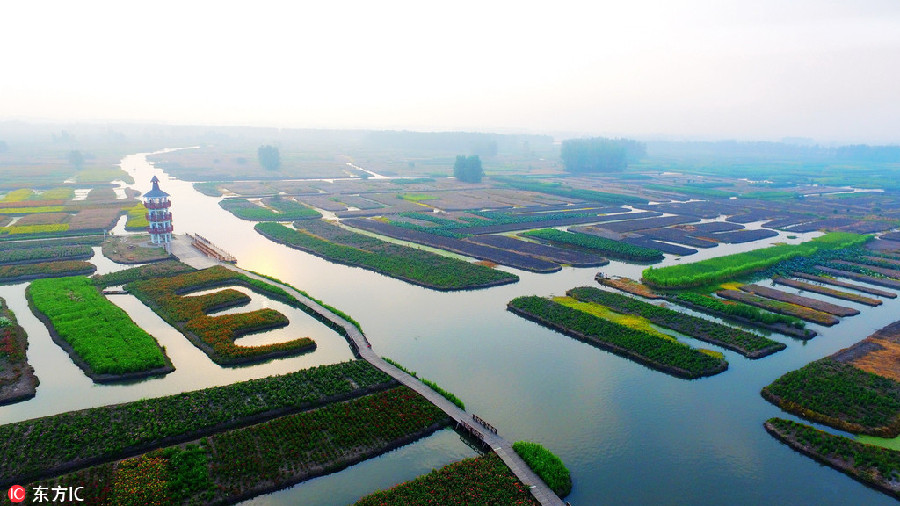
2;1;899;143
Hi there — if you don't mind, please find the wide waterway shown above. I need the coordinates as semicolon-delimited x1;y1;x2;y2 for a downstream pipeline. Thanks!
1;151;897;505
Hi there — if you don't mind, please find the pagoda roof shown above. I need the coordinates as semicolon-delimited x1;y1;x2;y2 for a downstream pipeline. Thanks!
144;176;170;198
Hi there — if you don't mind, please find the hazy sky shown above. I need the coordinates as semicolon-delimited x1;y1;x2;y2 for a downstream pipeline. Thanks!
2;1;899;142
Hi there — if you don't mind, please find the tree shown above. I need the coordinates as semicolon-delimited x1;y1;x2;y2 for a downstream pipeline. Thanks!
68;150;84;169
453;155;483;183
257;145;281;171
560;137;645;173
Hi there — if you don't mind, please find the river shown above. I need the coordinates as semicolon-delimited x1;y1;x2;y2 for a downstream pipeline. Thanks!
1;151;897;505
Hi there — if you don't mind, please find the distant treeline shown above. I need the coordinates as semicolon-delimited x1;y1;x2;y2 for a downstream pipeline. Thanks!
363;130;554;156
560;137;646;173
647;140;900;163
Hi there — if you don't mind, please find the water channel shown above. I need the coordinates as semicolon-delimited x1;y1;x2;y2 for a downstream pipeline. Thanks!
1;151;897;505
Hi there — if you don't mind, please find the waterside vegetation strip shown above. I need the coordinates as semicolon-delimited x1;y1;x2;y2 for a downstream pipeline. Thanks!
255;221;518;291
772;277;882;306
641;232;870;288
523;228;664;263
0;297;38;405
669;292;814;339
0;360;393;487
567;286;785;358
765;418;899;500
717;289;839;326
354;453;539;506
507;295;727;379
512;441;572;497
26;276;173;381
382;357;466;410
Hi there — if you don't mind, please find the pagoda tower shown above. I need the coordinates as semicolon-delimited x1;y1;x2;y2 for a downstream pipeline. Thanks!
144;176;173;252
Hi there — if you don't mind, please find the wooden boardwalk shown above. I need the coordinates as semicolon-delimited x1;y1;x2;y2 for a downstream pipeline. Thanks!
228;266;566;506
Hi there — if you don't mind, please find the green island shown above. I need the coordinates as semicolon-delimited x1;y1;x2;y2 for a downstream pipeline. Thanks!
512;441;572;497
26;276;173;381
567;286;785;358
0;297;38;405
641;232;870;288
0;260;96;283
0;360;393;486
523;228;664;263
354;453;539;506
219;197;322;221
126;265;320;365
765;418;900;500
24;386;449;505
762;358;900;437
255;221;518;291
0;243;93;265
507;295;728;379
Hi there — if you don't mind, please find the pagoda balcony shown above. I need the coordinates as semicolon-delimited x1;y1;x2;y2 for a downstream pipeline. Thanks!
148;225;174;234
146;212;172;222
144;200;171;210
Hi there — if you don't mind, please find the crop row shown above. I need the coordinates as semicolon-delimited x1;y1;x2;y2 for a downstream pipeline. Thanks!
765;418;899;500
26;277;171;377
567;287;785;357
394;209;619;237
762;358;900;437
256;221;520;288
127;266;317;364
219;197;321;221
345;218;560;272
512;441;572;497
0;260;95;282
0;360;393;486
91;261;196;288
207;386;448;499
491;175;648;206
642;232;870;288
507;296;727;379
0;236;102;251
354;453;539;505
0;244;92;265
466;234;608;267
672;292;805;329
0;224;70;235
23;387;448;505
716;290;839;326
523;228;663;263
772;277;882;306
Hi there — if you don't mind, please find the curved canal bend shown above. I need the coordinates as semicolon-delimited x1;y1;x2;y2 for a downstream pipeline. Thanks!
1;150;898;505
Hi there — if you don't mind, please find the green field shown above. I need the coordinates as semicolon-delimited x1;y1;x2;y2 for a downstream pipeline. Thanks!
26;276;170;377
642;232;869;288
